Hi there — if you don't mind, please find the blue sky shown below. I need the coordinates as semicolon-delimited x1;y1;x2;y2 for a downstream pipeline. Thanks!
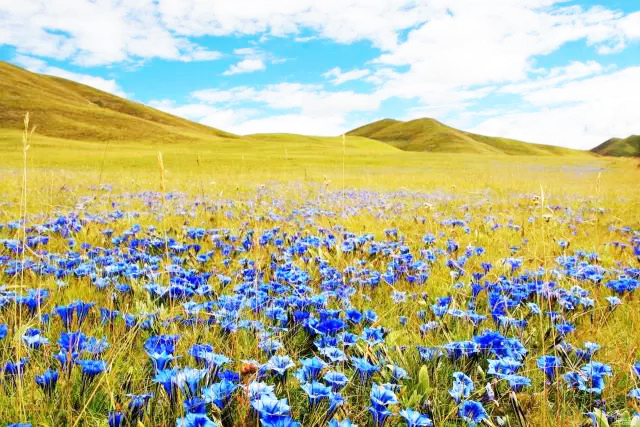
1;1;639;149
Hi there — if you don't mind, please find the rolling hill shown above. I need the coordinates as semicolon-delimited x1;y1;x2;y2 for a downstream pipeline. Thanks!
0;61;236;143
1;61;593;157
591;135;640;157
347;118;585;155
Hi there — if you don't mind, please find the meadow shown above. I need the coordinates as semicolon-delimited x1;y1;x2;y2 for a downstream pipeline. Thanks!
0;124;639;427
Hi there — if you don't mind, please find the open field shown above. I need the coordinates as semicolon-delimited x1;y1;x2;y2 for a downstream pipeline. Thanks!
0;125;639;427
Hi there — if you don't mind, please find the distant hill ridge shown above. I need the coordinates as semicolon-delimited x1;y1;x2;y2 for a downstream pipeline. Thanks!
0;61;236;143
347;118;584;156
591;135;640;157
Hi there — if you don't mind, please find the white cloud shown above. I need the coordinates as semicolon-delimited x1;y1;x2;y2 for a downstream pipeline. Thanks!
12;55;126;97
0;0;221;65
156;0;432;50
149;99;255;131
193;83;381;116
223;58;266;75
158;83;382;135
323;67;370;85
469;66;640;149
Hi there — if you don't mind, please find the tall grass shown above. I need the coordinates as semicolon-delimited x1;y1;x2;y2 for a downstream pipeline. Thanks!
0;121;638;426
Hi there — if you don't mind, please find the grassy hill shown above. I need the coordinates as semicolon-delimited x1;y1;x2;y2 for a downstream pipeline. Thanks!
347;118;585;155
591;135;640;157
0;61;237;143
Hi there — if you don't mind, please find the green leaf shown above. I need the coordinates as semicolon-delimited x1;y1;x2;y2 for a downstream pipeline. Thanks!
591;408;610;427
417;365;429;395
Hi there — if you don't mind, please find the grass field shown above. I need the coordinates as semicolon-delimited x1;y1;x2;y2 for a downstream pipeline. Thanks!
0;114;639;427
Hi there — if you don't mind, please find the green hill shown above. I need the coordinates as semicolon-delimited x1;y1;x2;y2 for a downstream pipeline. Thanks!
591;135;640;157
0;61;237;143
347;118;586;155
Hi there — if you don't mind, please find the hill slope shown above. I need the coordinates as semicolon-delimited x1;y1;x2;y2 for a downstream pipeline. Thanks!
348;118;584;155
591;135;640;157
0;61;236;143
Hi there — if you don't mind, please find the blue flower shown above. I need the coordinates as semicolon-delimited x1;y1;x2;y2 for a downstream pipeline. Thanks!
153;368;178;400
449;372;474;403
71;300;94;326
323;370;349;391
487;358;521;376
351;357;379;381
261;417;301;427
127;393;153;422
58;331;87;353
458;400;488;426
202;380;237;409
108;411;124;427
389;365;409;383
75;359;107;381
536;355;562;381
328;420;356;427
176;367;208;395
0;323;7;340
144;335;180;355
251;395;291;422
320;347;347;364
4;358;29;379
22;328;49;349
184;396;208;414
369;383;398;426
301;381;331;407
55;305;75;329
399;408;433;427
267;355;296;378
147;350;175;371
300;357;327;381
503;374;531;391
35;369;59;394
176;413;219;427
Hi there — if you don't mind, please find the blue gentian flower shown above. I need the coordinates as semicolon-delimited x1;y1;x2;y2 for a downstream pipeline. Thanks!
369;383;398;427
22;328;49;349
202;380;237;409
108;411;124;427
320;346;347;364
267;355;296;378
536;355;562;381
323;370;349;391
458;400;488;426
58;331;87;353
127;393;153;422
261;417;301;427
153;368;178;401
251;395;291;422
35;369;59;394
248;381;276;402
184;396;208;414
503;374;531;391
4;358;29;379
147;350;175;371
399;408;433;427
300;357;327;381
176;413;219;427
449;372;474;403
352;357;379;381
301;381;331;407
75;359;107;381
